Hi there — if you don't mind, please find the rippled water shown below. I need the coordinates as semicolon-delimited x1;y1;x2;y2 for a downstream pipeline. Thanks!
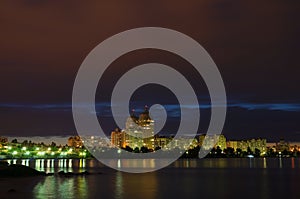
1;158;300;199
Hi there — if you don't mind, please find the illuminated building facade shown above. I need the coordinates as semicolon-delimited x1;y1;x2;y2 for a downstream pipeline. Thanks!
67;136;83;148
111;106;155;149
0;137;8;143
226;138;267;154
227;141;238;150
111;128;128;148
199;134;226;150
275;139;290;152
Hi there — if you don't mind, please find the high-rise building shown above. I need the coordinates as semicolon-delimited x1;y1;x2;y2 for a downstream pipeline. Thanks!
0;137;8;143
276;139;290;152
138;106;155;149
111;106;155;149
228;138;267;154
199;134;225;150
111;128;128;148
67;136;83;148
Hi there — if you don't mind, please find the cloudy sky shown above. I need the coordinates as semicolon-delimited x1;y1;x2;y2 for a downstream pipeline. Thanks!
0;0;299;141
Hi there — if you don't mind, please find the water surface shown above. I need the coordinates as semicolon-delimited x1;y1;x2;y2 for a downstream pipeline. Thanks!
1;158;300;199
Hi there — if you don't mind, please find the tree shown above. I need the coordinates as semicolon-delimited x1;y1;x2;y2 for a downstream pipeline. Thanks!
11;139;18;144
216;146;222;156
154;146;161;151
247;147;253;155
123;146;133;152
141;146;149;153
22;140;28;146
282;149;289;156
133;147;140;153
236;148;242;157
224;147;234;157
209;147;216;157
254;148;261;157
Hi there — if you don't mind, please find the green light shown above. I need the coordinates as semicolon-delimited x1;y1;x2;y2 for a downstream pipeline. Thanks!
79;152;86;157
22;147;27;151
37;151;45;156
12;151;18;155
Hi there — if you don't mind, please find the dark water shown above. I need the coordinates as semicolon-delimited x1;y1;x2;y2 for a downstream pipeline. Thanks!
1;158;300;199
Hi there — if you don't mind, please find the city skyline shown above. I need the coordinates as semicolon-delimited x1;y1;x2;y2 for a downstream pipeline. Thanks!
0;1;299;198
1;133;299;158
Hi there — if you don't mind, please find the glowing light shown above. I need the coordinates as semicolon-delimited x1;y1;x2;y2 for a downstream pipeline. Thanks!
37;151;45;156
12;151;18;155
79;152;87;157
22;147;27;151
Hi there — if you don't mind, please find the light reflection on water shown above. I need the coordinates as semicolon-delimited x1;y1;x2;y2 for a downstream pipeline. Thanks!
115;172;123;199
3;158;300;199
33;176;88;199
171;157;300;169
6;158;300;173
6;159;88;173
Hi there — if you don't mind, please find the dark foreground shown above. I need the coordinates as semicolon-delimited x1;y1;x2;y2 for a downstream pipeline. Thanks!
0;158;300;199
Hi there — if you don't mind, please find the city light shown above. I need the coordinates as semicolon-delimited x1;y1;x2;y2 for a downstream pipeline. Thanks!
0;134;298;159
37;151;45;156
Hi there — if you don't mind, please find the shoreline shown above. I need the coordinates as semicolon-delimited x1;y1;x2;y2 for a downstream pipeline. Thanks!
1;156;298;160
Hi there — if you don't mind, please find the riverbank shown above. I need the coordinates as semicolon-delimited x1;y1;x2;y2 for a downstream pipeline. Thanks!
0;161;46;177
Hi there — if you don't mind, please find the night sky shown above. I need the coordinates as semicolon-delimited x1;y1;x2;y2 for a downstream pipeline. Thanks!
0;0;299;141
